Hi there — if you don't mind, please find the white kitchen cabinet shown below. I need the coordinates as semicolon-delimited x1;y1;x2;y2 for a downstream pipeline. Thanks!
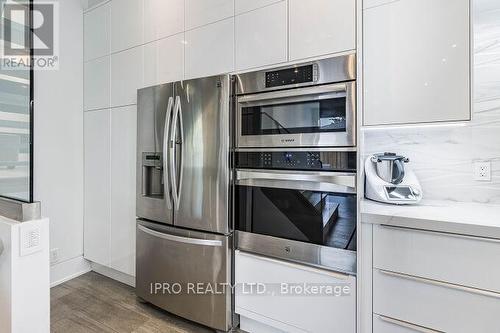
84;56;110;111
185;18;234;79
143;0;184;43
110;46;144;107
84;110;111;267
235;0;283;15
373;224;500;294
185;0;234;30
84;2;110;61
235;1;287;70
143;33;184;87
373;268;500;332
110;106;137;276
84;107;137;277
235;251;356;333
289;0;356;61
363;0;471;125
110;0;143;53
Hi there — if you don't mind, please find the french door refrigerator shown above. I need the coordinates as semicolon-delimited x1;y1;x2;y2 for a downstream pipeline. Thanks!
136;75;233;331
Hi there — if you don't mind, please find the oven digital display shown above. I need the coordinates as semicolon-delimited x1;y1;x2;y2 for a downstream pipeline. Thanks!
265;65;314;88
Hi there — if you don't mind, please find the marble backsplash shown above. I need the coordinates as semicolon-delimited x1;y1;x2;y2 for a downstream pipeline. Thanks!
362;3;500;204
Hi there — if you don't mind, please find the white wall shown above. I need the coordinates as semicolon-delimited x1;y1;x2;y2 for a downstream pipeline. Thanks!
362;0;500;204
34;0;89;284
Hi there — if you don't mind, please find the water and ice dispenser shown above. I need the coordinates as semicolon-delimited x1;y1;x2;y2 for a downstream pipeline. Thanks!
141;152;164;198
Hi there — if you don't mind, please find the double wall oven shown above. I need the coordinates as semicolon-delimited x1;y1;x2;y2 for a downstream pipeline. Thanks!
233;54;357;274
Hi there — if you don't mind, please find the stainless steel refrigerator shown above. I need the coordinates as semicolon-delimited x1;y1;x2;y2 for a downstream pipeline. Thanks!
135;75;233;331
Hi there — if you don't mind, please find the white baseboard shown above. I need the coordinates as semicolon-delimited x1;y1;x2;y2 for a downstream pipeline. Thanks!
50;256;91;288
90;262;135;287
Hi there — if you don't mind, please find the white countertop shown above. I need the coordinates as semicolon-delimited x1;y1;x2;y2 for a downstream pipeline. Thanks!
361;198;500;239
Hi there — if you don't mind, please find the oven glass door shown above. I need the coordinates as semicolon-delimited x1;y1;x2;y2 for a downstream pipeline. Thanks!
237;82;355;148
236;185;357;251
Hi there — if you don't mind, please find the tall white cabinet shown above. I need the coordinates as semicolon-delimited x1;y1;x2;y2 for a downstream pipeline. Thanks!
109;107;137;276
363;0;471;125
83;107;137;277
84;110;111;267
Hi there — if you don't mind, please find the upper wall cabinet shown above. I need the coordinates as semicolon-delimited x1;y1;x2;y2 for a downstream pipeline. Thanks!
363;0;471;126
235;1;287;70
111;47;144;107
185;0;234;30
235;0;282;15
289;0;356;61
84;2;110;61
110;0;144;53
143;0;184;43
84;56;110;111
143;33;184;88
185;18;234;79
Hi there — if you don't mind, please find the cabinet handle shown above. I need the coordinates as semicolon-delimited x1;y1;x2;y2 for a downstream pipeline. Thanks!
379;224;500;245
377;315;443;333
378;269;500;300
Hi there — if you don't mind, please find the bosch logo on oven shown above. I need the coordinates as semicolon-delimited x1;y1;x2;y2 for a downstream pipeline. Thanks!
281;139;295;144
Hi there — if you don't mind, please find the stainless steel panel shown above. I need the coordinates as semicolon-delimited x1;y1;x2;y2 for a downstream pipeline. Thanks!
136;84;174;224
236;169;357;194
136;220;232;331
236;81;356;148
236;231;357;275
0;197;40;222
173;76;231;234
234;54;356;95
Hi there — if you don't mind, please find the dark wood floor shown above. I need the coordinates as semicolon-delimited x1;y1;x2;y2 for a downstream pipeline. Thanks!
51;271;236;333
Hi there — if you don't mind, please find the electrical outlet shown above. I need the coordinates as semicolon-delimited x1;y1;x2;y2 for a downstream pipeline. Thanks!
50;248;59;264
473;160;492;181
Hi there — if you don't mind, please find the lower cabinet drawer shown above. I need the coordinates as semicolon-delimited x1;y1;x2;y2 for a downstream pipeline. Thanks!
373;269;500;333
374;314;441;333
373;224;500;293
235;250;356;333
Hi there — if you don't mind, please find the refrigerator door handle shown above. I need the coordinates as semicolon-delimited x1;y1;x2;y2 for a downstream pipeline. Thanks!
176;96;184;210
163;96;174;210
138;224;223;247
170;96;183;211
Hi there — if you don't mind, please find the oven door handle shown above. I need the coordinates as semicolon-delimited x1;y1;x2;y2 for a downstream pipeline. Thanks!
237;82;347;104
236;169;356;194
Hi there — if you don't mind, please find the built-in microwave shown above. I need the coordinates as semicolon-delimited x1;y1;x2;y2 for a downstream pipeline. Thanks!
234;54;356;149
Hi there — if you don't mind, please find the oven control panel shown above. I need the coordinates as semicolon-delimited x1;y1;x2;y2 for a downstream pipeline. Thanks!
236;151;356;172
265;64;318;88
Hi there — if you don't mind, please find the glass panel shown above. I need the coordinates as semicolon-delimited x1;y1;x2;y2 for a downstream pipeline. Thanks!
0;1;32;202
241;97;347;136
236;186;357;251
